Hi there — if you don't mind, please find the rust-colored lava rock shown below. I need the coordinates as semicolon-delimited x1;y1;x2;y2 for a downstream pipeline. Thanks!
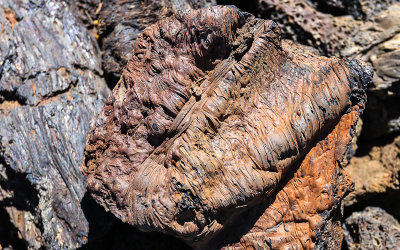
82;6;372;248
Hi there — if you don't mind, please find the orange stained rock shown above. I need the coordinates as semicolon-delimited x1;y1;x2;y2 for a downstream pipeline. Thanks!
222;107;359;249
81;5;372;248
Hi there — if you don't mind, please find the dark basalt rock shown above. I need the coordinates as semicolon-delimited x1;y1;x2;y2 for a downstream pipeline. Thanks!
0;0;109;248
82;6;372;248
344;207;400;249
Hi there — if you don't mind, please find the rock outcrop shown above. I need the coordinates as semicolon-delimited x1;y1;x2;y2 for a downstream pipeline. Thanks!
82;6;371;248
2;0;396;248
245;1;400;244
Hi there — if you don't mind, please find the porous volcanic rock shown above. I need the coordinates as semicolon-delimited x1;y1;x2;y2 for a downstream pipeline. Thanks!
73;0;216;86
0;0;109;248
82;5;372;248
344;207;400;250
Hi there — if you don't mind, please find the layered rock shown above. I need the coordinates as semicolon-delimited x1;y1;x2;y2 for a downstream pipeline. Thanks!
218;96;362;249
0;0;109;248
82;6;371;248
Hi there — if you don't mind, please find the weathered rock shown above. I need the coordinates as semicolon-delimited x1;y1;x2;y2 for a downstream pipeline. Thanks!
254;0;360;55
339;3;400;106
344;136;400;220
82;6;371;248
255;0;400;57
213;102;363;249
0;0;110;248
254;0;400;139
346;136;400;205
308;0;398;20
73;0;216;86
0;202;28;249
344;207;400;249
250;2;400;219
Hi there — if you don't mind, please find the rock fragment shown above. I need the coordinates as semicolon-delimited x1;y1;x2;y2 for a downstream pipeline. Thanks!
82;6;371;248
344;207;400;250
250;1;400;219
344;136;400;219
218;101;362;249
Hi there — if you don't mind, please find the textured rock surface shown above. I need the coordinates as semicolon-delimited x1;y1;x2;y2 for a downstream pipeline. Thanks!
344;207;400;250
344;136;400;221
247;2;400;244
345;3;400;140
73;0;216;86
345;136;400;205
82;6;371;248
214;104;363;249
0;0;394;248
0;0;109;248
254;0;400;139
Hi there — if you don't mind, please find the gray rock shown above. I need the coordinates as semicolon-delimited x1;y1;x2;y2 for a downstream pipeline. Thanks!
0;0;109;248
344;207;400;250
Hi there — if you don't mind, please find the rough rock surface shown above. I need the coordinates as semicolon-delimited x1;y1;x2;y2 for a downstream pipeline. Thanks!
213;102;363;249
0;0;109;248
246;0;400;241
344;136;400;219
82;6;371;248
344;207;400;250
346;136;400;205
73;0;216;86
253;0;400;139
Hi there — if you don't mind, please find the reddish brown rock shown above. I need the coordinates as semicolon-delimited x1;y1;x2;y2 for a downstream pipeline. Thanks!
254;1;400;139
217;102;361;249
82;6;371;248
72;0;216;86
250;2;400;225
345;136;400;206
344;136;400;221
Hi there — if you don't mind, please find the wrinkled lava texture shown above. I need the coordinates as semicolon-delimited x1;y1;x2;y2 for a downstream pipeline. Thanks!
82;6;372;248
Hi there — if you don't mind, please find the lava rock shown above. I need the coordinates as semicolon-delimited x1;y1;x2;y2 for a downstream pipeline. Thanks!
0;0;110;248
249;2;400;216
82;6;372;248
218;95;363;249
73;0;216;87
344;207;400;249
253;0;400;139
344;136;400;219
